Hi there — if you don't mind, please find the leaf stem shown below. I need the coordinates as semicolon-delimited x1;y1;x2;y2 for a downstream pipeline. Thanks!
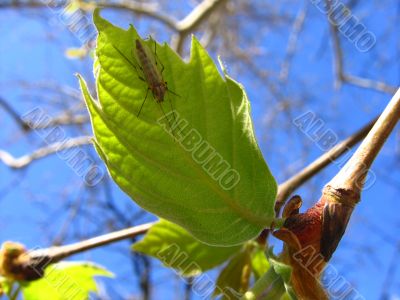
240;268;285;300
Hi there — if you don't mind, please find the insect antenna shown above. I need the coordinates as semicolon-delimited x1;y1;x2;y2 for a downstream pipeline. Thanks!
112;45;142;78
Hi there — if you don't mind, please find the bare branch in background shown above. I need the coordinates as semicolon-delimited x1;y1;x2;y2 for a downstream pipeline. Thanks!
0;136;92;169
380;241;400;299
326;0;397;94
0;0;177;30
1;97;89;129
96;1;176;30
279;4;308;82
184;277;194;300
172;0;228;53
131;251;151;300
30;114;89;129
340;74;398;94
0;97;30;131
1;0;228;55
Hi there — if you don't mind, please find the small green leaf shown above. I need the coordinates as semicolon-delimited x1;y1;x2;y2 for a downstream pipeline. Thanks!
133;220;240;276
280;292;294;300
214;245;253;299
242;258;297;300
21;262;113;300
251;247;270;280
79;10;277;246
269;259;297;300
0;276;13;296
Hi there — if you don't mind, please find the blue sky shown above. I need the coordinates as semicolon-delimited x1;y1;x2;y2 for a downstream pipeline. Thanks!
0;2;399;299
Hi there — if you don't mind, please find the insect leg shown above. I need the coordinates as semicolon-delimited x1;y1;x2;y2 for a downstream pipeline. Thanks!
167;88;180;97
157;102;175;137
113;45;146;82
137;87;150;117
150;38;165;74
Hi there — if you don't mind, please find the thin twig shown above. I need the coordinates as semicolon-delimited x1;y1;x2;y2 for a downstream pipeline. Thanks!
96;1;177;30
30;114;89;129
3;0;227;56
176;0;227;33
0;97;30;131
1;96;88;130
379;241;400;299
275;116;377;216
0;0;177;31
0;136;92;169
279;4;308;82
326;0;397;94
172;0;227;54
342;74;398;94
328;88;400;193
29;222;154;264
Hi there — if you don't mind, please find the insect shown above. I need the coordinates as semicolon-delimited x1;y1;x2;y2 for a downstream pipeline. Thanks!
112;38;178;133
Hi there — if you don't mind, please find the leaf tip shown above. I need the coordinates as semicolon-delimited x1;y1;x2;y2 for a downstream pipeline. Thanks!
217;55;228;75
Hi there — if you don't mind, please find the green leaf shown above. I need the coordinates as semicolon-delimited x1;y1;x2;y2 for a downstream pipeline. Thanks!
133;220;240;276
0;276;13;296
21;262;113;300
242;258;297;300
251;247;270;280
269;259;297;300
214;245;253;299
79;10;277;246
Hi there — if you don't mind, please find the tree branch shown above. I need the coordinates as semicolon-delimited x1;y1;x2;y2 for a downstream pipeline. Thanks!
176;0;227;33
29;222;154;264
0;0;177;31
2;0;227;55
172;0;227;53
0;136;92;169
1;96;89;130
279;4;308;82
328;88;400;193
275;116;377;216
326;0;397;94
9;114;378;276
269;88;399;299
0;97;30;131
318;87;400;262
30;114;89;129
96;1;177;30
